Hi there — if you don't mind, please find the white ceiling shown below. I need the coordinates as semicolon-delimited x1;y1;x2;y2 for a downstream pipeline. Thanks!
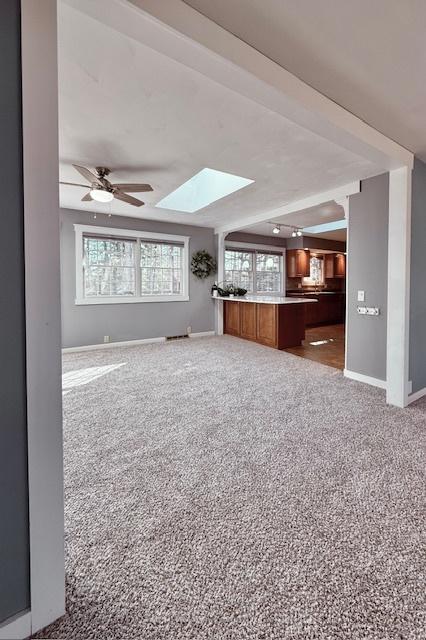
238;200;347;241
185;0;426;161
58;1;383;228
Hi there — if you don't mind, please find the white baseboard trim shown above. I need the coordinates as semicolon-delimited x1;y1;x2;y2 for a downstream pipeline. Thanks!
0;610;31;640
189;331;215;338
62;336;166;353
407;386;426;405
344;369;387;390
62;331;216;353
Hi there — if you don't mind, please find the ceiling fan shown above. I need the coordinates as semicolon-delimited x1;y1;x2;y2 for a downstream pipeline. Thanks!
60;165;153;207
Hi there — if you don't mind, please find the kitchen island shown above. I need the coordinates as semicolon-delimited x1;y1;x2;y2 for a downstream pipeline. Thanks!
213;295;317;349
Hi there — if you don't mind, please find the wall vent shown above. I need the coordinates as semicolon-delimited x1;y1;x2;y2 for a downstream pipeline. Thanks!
166;334;189;341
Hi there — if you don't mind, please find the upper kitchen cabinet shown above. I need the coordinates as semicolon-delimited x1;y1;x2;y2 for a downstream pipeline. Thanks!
286;249;310;277
324;253;346;279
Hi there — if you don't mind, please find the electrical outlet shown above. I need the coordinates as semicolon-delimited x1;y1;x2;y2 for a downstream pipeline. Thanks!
187;326;192;335
357;306;367;315
366;307;380;316
357;290;365;302
104;335;110;343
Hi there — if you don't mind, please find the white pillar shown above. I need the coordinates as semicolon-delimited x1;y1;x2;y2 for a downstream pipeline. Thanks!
386;166;412;407
215;232;225;335
21;0;65;633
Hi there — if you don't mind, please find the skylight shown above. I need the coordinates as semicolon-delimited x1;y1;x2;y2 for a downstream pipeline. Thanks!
155;168;254;213
303;219;347;234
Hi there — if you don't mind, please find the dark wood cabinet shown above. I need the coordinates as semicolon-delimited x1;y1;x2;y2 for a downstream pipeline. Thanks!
256;304;277;347
286;249;310;277
224;301;240;336
240;302;257;341
324;253;346;279
223;301;307;349
324;254;335;279
334;253;346;278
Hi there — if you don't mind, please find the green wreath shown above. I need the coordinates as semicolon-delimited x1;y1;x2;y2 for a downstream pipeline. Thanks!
190;250;217;279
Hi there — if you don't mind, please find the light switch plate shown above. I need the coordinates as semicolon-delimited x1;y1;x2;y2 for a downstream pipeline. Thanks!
357;290;365;302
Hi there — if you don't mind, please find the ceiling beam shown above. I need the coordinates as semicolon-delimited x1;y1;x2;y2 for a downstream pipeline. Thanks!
120;0;413;171
215;181;360;234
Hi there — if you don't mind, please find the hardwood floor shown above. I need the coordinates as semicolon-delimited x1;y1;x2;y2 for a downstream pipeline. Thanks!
285;324;345;370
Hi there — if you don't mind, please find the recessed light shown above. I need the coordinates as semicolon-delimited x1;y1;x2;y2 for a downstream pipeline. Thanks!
155;168;254;213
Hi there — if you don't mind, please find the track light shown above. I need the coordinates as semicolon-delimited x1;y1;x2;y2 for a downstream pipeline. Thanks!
272;225;280;235
292;229;297;237
296;229;302;236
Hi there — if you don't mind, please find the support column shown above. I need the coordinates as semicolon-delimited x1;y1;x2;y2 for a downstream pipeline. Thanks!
387;166;412;407
215;231;225;335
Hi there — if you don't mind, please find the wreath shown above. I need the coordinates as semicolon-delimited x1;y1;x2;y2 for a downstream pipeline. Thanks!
190;250;217;279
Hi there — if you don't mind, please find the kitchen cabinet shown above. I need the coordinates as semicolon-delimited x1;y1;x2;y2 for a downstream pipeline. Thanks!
240;302;257;341
222;298;310;349
224;301;240;336
286;249;310;278
334;253;346;278
324;253;346;279
287;293;345;326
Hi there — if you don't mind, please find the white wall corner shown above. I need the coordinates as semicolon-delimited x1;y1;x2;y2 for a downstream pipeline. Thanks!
386;166;412;408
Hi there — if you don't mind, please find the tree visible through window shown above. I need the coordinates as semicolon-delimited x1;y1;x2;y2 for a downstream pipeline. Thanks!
84;237;136;297
140;243;182;296
225;249;282;293
81;233;186;300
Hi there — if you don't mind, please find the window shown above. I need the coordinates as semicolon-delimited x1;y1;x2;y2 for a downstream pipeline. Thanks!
303;255;324;285
140;242;183;296
225;250;254;291
84;236;136;297
75;225;189;304
225;247;283;293
256;253;281;292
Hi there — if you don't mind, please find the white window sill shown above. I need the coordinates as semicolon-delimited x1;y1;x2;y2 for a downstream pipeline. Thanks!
75;295;190;305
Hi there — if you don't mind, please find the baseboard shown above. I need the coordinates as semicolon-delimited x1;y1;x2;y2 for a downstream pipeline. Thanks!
189;331;215;338
62;332;216;353
407;386;426;405
343;369;387;390
0;610;31;640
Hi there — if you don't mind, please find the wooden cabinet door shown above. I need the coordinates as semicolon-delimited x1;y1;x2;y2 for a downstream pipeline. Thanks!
296;249;310;277
324;254;335;279
240;303;257;340
286;250;297;278
256;304;277;347
224;301;240;336
286;249;310;277
334;254;346;278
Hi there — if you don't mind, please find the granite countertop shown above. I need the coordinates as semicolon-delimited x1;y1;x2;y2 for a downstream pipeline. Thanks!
212;295;318;305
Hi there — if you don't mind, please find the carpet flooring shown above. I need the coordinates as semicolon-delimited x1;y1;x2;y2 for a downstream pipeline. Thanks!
35;336;425;639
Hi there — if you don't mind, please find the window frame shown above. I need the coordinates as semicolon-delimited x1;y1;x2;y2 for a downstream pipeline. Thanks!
224;242;286;295
74;224;190;304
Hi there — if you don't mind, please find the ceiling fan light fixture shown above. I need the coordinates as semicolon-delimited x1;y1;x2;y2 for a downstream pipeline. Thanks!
90;188;114;203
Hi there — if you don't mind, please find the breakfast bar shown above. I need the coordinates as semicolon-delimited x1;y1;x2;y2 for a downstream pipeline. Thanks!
214;295;317;349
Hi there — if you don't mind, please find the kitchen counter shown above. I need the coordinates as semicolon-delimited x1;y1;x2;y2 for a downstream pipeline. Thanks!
213;295;317;304
216;296;314;349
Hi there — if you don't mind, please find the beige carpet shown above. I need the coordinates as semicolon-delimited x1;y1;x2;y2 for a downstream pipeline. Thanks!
35;336;425;639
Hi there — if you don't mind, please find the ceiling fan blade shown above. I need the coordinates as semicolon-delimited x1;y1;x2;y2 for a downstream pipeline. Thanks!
72;164;100;184
112;183;153;192
60;181;90;188
81;192;93;202
114;191;144;207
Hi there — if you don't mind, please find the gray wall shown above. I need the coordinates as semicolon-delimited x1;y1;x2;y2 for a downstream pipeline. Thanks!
346;173;389;381
0;0;30;623
61;209;216;348
409;158;426;393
